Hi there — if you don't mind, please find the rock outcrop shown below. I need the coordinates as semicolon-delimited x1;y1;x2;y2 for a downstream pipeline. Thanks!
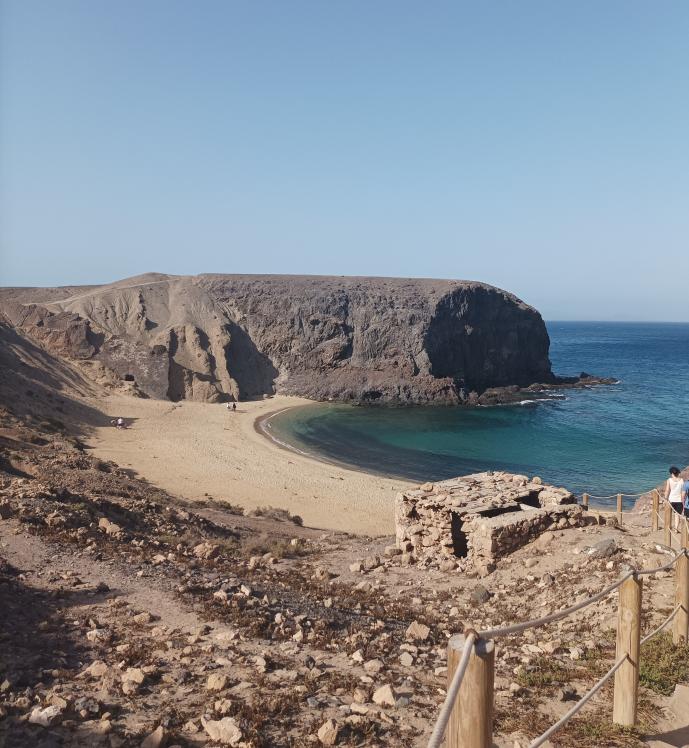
0;273;558;404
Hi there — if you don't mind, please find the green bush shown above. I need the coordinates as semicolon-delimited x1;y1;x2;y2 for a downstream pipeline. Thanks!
640;631;689;695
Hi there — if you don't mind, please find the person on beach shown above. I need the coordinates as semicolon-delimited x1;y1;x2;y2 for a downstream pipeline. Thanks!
665;466;684;531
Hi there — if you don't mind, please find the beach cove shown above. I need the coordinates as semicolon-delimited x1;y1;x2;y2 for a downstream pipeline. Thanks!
86;322;689;535
266;322;689;506
87;394;412;536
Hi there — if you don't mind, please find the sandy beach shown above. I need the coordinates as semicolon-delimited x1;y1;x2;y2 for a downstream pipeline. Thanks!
86;394;413;535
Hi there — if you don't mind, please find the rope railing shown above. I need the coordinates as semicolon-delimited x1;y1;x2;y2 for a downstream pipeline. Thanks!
480;572;635;640
528;656;628;748
480;551;681;640
428;544;689;748
640;603;682;646
577;491;646;500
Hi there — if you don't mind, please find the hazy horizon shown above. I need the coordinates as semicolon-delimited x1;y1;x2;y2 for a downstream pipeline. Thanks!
2;1;688;322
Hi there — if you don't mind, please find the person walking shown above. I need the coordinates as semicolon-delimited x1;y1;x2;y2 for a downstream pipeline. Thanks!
665;466;685;532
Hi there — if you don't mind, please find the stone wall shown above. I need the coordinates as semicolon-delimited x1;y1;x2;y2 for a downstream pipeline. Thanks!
394;471;588;575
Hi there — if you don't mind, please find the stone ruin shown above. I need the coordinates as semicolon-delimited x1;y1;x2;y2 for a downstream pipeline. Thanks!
395;471;590;575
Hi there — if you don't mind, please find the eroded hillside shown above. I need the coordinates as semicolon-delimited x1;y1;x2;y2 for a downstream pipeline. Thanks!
0;273;555;405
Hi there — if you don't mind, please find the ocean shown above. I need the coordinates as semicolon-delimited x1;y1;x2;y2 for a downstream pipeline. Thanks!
267;322;689;509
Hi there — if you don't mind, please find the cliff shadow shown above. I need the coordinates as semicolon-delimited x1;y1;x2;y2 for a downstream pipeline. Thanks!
424;287;553;391
0;324;112;435
223;322;278;400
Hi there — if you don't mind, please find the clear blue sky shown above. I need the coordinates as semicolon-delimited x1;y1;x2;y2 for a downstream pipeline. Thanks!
1;1;688;321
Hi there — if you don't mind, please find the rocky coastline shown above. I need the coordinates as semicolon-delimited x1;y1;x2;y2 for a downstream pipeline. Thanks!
471;372;619;407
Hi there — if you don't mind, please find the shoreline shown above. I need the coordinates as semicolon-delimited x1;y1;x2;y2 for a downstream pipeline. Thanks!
254;403;415;483
254;398;660;507
85;394;413;536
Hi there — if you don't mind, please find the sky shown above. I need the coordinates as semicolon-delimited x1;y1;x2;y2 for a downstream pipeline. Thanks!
1;1;688;321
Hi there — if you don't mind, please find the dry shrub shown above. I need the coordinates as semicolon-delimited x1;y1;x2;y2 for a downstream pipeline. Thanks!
248;506;303;526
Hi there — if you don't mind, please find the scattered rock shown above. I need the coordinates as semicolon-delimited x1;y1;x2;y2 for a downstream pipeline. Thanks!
363;659;384;675
28;705;64;727
317;718;340;746
587;538;617;558
405;620;430;641
83;660;109;678
399;651;414;667
207;673;229;692
372;683;396;707
470;585;492;605
86;628;111;642
193;542;220;560
98;517;123;536
201;716;243;745
122;667;146;694
141;725;167;748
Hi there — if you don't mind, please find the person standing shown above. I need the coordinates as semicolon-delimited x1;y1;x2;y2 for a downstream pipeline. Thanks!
665;466;685;531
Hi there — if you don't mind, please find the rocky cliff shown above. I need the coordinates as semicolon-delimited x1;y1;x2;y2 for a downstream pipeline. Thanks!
0;273;556;404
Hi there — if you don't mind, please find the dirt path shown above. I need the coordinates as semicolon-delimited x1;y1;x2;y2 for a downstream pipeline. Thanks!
0;524;204;636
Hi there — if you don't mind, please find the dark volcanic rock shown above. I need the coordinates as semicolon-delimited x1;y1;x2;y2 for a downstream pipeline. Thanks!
1;273;559;405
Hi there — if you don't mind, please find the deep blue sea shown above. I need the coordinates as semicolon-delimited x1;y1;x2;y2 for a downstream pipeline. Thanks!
268;323;689;508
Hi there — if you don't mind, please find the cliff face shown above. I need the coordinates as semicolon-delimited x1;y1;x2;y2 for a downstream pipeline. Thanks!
0;273;554;404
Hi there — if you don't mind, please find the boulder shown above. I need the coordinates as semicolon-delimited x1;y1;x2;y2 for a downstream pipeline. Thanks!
587;538;617;558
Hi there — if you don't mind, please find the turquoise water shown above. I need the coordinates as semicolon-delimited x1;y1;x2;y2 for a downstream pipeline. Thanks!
268;322;689;507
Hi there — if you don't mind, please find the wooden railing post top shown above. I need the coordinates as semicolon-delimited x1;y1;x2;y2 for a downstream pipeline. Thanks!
449;632;494;657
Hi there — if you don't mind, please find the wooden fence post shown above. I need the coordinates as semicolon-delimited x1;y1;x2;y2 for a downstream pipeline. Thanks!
617;494;623;524
613;574;642;727
652;490;659;532
681;519;688;551
447;633;494;748
664;502;673;548
582;493;589;510
673;552;689;645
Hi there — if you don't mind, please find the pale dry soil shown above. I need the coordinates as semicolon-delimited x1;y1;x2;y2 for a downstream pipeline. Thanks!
87;395;411;537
